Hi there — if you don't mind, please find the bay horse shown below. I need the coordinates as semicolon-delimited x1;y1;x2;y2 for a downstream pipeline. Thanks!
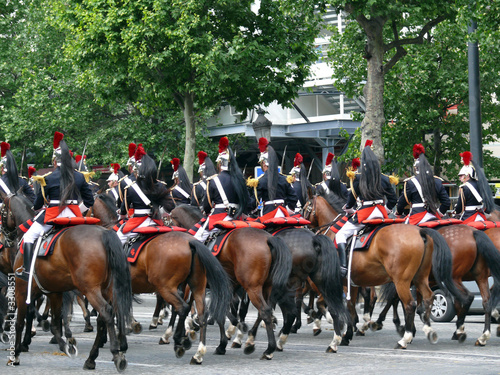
1;192;132;371
303;194;468;350
89;194;233;364
170;204;298;360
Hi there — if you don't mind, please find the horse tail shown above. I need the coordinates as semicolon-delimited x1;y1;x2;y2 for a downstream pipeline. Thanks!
101;230;132;336
378;282;398;304
267;236;293;306
188;240;232;325
473;230;500;308
312;234;348;322
420;228;469;305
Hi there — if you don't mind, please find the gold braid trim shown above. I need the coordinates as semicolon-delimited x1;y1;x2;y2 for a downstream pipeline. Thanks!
247;177;259;188
80;171;96;183
389;174;400;185
346;170;356;181
32;175;46;187
286;175;294;184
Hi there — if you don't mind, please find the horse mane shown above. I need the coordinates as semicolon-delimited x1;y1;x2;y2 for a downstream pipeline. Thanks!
97;193;118;214
171;204;203;228
177;204;203;221
10;194;35;224
319;192;345;215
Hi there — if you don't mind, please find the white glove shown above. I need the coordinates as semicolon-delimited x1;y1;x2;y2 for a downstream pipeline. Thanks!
78;202;88;214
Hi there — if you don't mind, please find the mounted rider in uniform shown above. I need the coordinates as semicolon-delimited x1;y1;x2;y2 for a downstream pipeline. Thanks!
118;143;138;213
169;158;192;205
453;151;494;223
287;153;310;214
335;140;398;277
315;152;348;201
106;163;123;208
116;145;169;245
191;137;250;242
0;142;36;204
248;137;297;219
192;151;217;210
16;132;94;281
396;144;450;225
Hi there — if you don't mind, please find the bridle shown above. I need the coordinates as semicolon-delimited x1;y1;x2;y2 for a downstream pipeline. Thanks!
0;196;19;248
303;194;343;235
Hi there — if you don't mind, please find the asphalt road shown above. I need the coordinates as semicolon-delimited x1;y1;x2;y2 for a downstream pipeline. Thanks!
2;294;500;375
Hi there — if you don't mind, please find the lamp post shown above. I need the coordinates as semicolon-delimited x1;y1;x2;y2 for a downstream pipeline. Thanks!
252;108;272;141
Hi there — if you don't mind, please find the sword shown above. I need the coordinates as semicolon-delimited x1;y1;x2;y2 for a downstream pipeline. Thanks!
78;138;89;171
20;146;26;177
281;145;287;173
307;159;314;180
345;230;357;301
157;143;169;180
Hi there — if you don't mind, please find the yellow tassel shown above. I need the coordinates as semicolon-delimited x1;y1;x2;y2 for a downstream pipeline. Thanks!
346;170;355;181
246;177;259;188
286;175;294;184
389;174;400;185
32;175;46;187
81;171;95;183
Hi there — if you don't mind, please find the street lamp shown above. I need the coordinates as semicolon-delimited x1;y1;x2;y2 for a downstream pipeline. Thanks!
252;108;272;141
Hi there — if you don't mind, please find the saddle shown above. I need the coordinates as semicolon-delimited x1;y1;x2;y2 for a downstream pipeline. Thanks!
20;227;71;257
466;220;500;230
125;226;187;262
416;218;463;228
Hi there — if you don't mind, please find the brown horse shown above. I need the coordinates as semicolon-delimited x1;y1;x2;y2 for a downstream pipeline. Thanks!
170;204;297;360
1;192;132;371
89;194;232;364
303;194;468;349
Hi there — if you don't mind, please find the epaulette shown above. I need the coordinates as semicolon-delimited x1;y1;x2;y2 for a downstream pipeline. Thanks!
78;170;96;183
246;175;262;188
346;170;358;181
206;175;217;181
434;175;445;181
388;174;400;185
156;179;168;186
32;171;52;187
118;175;128;183
403;177;412;182
286;175;294;184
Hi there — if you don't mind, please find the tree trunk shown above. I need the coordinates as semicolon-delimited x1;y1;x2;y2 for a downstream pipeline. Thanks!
183;92;196;182
360;19;386;163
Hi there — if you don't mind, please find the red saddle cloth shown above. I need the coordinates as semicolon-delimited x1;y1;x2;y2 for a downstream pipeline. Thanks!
361;218;406;225
466;221;500;230
126;235;159;263
261;217;311;227
213;220;265;230
416;218;463;228
46;217;101;225
20;227;71;256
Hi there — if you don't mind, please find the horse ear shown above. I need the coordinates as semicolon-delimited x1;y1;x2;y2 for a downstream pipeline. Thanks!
307;185;314;199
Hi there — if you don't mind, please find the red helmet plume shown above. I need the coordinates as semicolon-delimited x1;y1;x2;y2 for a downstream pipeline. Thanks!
1;142;10;157
325;152;334;166
460;151;472;166
293;153;303;167
352;158;361;171
364;139;373;148
134;144;146;162
53;131;64;149
28;166;36;179
198;151;207;165
258;137;269;153
413;144;425;159
171;158;180;172
111;163;120;174
75;155;86;164
128;143;137;158
218;137;229;154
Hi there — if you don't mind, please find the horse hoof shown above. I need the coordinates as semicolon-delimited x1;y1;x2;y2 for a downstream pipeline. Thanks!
20;344;29;352
355;330;365;337
49;336;57;344
149;325;157;330
183;338;192;351
114;353;127;373
339;338;349;346
175;345;185;358
84;324;94;333
244;344;255;355
190;357;202;365
496;326;500;337
313;328;322;337
159;338;170;345
83;359;96;370
397;327;405;337
7;356;20;366
30;329;36;338
276;346;283;352
427;331;438;345
475;340;486;347
458;333;467;344
207;317;215;326
326;346;337;353
370;322;382;331
42;320;50;332
231;342;242;349
214;346;226;355
394;343;406;349
260;353;273;360
131;322;142;335
1;332;8;344
189;330;197;341
307;317;313;324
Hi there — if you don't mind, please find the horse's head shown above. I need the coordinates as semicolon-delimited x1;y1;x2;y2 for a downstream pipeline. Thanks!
91;194;119;229
0;192;33;249
170;204;203;229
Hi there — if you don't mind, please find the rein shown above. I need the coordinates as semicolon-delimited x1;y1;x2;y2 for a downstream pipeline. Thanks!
304;195;344;234
0;197;18;248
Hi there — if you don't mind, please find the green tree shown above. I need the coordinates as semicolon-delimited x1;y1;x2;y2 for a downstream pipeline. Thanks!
51;0;327;180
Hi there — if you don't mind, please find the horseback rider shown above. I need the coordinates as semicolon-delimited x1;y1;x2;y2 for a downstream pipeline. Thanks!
169;158;192;205
0;142;36;204
116;145;168;245
16;132;95;281
248;137;297;219
315;152;348;201
75;154;100;194
106;163;123;208
118;142;138;212
453;151;494;223
191;151;217;210
191;137;250;242
335;140;398;277
396;144;450;225
287;153;311;214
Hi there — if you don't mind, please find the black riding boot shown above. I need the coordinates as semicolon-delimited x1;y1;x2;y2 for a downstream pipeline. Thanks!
16;242;34;282
337;242;348;278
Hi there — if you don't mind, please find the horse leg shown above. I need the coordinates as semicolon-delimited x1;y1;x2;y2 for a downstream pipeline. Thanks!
275;289;298;352
20;303;36;351
225;292;240;341
413;281;439;345
394;282;417;349
10;286;29;366
75;292;93;332
47;293;77;357
188;283;208;365
83;314;107;370
150;293;165;330
356;287;371;336
326;308;346;353
341;288;358;346
159;309;177;345
290;287;303;333
474;276;493;346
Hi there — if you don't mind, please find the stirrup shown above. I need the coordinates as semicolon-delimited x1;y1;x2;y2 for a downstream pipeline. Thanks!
15;267;30;281
340;266;348;278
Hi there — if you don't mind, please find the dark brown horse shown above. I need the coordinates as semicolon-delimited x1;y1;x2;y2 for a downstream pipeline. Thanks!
89;194;232;364
170;204;298;359
1;192;132;371
303;194;468;349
